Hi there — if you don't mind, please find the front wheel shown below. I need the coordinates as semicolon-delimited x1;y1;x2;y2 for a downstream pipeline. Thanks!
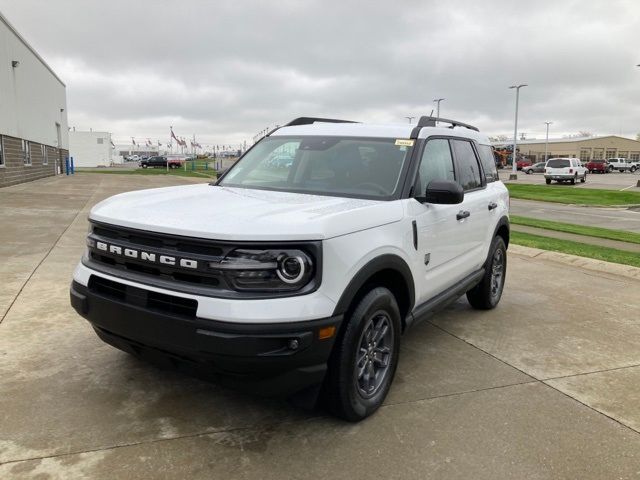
545;178;551;184
324;287;401;421
467;236;507;310
631;166;637;173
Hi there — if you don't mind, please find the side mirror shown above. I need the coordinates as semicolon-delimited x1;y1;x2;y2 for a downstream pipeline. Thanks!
425;180;464;204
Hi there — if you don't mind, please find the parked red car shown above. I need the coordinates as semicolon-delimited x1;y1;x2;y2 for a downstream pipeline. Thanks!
585;159;608;174
516;159;532;170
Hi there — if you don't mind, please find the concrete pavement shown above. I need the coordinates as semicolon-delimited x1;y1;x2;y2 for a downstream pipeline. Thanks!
1;173;640;479
510;198;640;233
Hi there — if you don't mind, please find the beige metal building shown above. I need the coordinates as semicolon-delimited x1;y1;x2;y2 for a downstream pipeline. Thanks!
493;135;640;163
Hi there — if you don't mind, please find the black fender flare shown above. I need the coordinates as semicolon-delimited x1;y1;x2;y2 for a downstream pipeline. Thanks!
332;254;415;317
492;215;510;247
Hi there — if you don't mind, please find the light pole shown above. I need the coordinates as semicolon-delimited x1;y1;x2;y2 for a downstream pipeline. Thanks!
508;84;527;179
405;116;415;124
433;98;445;121
544;122;552;163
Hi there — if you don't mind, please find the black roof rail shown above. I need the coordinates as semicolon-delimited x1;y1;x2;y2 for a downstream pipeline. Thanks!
410;116;479;138
284;117;359;127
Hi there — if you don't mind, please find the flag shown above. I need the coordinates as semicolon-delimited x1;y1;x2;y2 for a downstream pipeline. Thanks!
170;127;179;143
131;137;136;146
157;140;161;147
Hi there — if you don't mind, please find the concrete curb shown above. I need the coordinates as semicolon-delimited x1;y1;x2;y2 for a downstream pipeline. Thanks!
509;244;640;282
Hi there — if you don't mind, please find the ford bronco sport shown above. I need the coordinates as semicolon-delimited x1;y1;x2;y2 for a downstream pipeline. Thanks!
70;116;510;421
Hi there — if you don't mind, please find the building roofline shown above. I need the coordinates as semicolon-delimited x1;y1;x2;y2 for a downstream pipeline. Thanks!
492;135;640;146
0;10;66;87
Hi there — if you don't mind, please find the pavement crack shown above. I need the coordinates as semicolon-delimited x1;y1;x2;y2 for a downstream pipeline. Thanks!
0;178;100;326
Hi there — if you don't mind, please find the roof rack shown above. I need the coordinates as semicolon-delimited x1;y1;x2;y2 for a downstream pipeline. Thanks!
410;116;479;138
284;117;359;127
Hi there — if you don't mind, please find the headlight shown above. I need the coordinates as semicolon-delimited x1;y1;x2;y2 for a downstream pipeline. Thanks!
212;248;314;292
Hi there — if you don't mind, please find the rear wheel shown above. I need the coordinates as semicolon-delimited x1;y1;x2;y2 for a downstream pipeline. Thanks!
467;236;507;310
324;287;401;421
581;172;587;183
570;174;576;185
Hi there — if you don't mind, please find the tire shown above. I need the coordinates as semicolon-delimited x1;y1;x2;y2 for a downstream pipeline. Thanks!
467;236;507;310
580;172;586;183
545;178;551;184
141;164;147;169
570;174;576;185
632;166;637;173
324;287;401;421
525;169;532;175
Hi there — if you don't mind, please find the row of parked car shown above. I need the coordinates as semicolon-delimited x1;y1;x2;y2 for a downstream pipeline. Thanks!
519;157;639;175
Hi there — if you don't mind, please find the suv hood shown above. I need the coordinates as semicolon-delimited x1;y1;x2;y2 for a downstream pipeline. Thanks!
89;184;403;241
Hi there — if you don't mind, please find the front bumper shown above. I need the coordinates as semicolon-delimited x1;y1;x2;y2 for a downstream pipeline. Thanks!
70;279;342;396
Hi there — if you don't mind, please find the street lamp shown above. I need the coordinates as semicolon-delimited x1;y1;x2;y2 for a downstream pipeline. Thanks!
405;116;415;124
433;98;445;121
544;122;553;163
508;84;527;178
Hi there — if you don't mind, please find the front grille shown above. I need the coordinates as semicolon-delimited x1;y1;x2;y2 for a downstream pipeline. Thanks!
88;276;197;318
87;222;232;291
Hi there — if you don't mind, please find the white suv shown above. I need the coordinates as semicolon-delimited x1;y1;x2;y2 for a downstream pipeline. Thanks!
608;158;639;173
544;157;587;184
70;116;510;421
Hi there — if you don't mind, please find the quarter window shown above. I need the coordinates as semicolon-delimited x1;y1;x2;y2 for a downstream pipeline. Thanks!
451;140;482;191
477;144;498;182
414;139;455;197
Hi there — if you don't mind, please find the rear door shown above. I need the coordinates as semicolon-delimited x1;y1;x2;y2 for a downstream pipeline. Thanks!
450;139;493;270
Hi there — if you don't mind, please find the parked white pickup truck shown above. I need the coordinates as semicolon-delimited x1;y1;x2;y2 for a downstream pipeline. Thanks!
607;158;639;173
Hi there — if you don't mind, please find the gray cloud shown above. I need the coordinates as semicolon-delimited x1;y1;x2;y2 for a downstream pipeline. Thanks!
2;0;639;145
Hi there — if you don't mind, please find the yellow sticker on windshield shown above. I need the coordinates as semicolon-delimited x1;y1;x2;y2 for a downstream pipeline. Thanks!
395;139;414;147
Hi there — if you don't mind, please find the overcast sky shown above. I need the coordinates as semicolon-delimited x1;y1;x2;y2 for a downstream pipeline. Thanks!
2;0;639;146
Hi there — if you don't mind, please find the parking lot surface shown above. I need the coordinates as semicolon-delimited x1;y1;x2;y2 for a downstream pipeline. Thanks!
1;174;639;479
500;169;640;191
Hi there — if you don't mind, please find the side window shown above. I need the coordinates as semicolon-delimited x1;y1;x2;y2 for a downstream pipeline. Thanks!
414;139;455;196
451;140;482;191
477;144;498;182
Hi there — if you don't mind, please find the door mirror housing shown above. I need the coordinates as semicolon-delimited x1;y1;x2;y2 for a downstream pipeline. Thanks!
424;180;464;204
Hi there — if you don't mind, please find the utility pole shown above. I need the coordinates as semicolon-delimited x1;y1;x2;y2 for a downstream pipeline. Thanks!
508;84;527;179
433;98;445;123
544;122;553;163
405;116;415;124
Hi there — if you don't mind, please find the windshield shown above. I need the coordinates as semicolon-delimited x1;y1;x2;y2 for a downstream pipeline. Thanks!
547;159;570;168
219;136;411;199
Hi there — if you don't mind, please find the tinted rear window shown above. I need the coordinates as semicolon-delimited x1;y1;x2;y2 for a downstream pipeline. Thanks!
547;159;570;168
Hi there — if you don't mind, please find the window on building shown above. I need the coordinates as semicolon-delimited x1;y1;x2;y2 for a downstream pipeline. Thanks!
593;148;604;160
23;140;32;165
0;136;4;167
97;138;104;144
41;144;48;165
605;149;616;159
618;151;628;159
452;140;482;191
579;149;591;161
477;144;498;183
629;152;639;161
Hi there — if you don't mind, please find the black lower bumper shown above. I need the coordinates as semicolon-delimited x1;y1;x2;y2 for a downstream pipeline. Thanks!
70;279;342;397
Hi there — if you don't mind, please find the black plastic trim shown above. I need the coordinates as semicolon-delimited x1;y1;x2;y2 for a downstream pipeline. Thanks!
284;117;359;127
407;268;485;329
332;254;415;317
492;216;511;248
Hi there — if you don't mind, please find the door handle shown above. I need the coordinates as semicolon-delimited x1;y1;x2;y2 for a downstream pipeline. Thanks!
456;210;471;220
488;202;498;211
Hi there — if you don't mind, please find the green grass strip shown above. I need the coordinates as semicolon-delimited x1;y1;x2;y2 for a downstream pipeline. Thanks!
76;168;216;179
511;231;640;268
511;215;640;245
506;184;640;206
